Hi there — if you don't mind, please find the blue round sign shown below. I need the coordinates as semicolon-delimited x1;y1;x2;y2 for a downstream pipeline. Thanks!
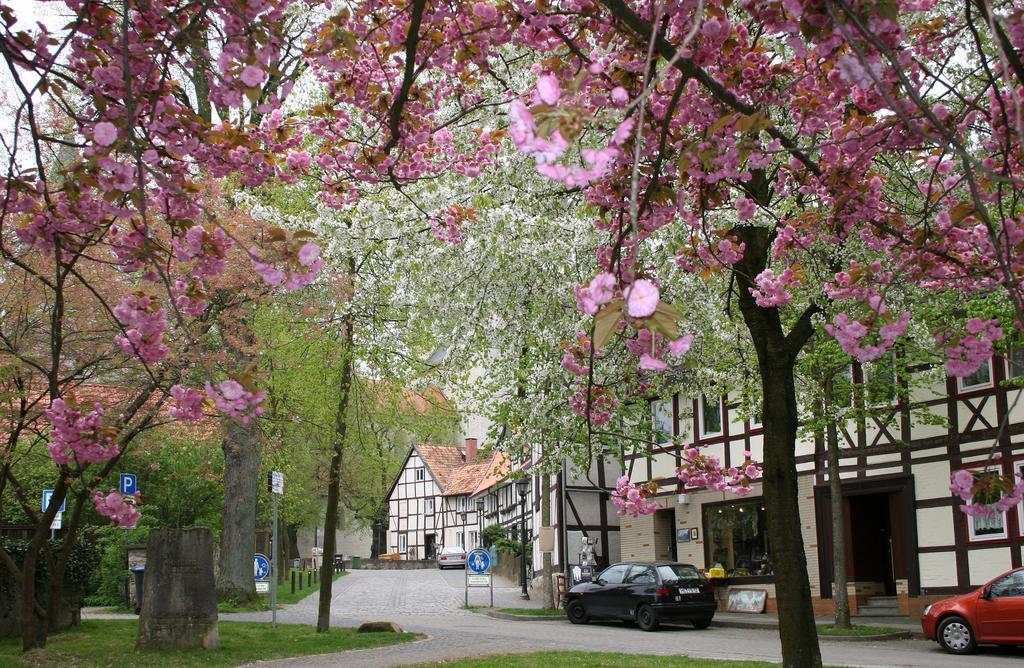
467;548;490;574
253;553;270;580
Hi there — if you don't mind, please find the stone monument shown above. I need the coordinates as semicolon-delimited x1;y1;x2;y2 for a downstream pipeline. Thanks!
136;527;219;650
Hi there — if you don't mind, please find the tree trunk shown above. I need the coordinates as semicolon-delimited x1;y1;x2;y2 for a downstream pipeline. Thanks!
47;491;87;633
825;379;851;629
317;323;354;633
734;226;822;668
18;540;47;650
216;417;262;604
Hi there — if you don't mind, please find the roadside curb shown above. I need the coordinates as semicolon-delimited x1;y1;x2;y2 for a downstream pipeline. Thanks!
479;609;566;622
711;619;920;640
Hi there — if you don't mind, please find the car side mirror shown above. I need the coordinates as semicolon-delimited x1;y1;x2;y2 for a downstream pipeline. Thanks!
981;586;991;600
594;578;604;586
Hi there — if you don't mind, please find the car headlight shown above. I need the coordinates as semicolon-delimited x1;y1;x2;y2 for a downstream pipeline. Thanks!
922;604;932;616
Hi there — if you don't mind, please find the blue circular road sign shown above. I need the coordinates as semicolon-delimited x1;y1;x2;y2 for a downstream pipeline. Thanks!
254;553;270;580
466;548;490;574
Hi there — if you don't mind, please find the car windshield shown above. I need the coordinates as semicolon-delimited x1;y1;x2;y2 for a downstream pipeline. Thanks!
657;564;702;581
441;547;464;555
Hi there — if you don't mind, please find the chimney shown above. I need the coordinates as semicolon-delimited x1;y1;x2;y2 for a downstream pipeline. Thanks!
465;438;478;462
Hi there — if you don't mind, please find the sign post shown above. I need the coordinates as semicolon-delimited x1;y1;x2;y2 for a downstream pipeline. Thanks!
267;471;284;628
42;489;66;539
465;548;493;607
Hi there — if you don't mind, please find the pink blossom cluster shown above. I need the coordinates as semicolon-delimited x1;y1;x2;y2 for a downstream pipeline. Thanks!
169;385;205;420
171;278;209;317
93;489;141;527
250;241;324;290
949;467;1024;517
204;379;266;424
937;318;1003;378
509;74;635;188
575;272;617;316
677;447;762;496
569;384;619;426
45;399;118;465
113;293;170;364
749;268;800;307
429;205;474;244
560;332;593;376
611;475;658;517
824;311;911;363
172;225;234;277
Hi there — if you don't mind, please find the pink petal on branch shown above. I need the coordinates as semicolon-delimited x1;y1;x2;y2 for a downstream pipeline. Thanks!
93;122;118;147
536;75;560;104
624;279;659;318
240;65;266;88
669;334;694;356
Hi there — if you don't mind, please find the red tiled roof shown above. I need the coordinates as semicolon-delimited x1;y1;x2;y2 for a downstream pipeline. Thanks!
442;451;511;497
415;443;466;489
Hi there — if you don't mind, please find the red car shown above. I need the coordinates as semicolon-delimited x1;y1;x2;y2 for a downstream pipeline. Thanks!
921;566;1024;654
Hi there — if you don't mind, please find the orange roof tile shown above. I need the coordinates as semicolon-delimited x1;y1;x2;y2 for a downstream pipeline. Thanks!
442;451;511;497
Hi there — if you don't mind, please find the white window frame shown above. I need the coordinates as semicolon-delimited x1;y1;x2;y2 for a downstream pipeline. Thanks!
699;394;723;438
457;496;467;512
456;531;463;548
398;534;407;552
959;358;993;391
651;397;674;445
425;497;434;515
967;505;1008;542
470;530;478;548
415;467;425;481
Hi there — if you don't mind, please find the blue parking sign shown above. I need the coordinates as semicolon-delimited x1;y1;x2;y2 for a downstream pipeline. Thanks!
119;473;137;496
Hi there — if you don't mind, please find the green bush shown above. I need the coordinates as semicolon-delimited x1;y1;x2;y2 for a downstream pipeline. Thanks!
482;524;506;548
0;536;98;601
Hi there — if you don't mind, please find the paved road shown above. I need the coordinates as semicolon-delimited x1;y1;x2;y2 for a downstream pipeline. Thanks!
225;568;1024;667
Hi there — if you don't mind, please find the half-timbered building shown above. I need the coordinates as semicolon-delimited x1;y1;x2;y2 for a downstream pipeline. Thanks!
618;353;1024;620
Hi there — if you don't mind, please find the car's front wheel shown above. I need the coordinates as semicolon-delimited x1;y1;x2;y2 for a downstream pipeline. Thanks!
636;604;659;632
691;616;713;629
566;600;589;625
938;615;977;654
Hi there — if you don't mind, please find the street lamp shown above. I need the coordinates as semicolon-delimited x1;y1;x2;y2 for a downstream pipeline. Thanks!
515;477;530;599
476;500;485;547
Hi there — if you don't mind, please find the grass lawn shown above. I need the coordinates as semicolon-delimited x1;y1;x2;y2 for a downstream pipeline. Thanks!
218;569;346;612
0;619;417;667
413;652;781;667
494;607;566;617
816;624;906;636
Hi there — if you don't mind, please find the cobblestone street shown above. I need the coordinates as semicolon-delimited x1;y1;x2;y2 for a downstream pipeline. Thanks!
219;568;1024;668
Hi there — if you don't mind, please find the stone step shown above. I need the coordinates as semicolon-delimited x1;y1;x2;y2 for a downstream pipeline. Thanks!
856;607;903;617
860;599;900;608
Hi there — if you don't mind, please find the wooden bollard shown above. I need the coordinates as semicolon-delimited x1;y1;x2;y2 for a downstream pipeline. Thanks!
291;570;296;594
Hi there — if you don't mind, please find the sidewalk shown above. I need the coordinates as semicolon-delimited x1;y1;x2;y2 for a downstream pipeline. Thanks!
712;611;922;637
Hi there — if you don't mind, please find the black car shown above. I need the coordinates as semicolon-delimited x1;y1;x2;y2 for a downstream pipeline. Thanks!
563;562;716;632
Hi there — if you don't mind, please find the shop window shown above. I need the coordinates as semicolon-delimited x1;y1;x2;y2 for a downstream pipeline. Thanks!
960;358;993;391
703;500;773;576
700;394;722;437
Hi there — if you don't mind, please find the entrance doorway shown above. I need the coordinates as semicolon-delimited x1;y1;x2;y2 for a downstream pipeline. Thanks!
425;533;437;560
848;493;896;596
814;475;917;603
654;508;677;562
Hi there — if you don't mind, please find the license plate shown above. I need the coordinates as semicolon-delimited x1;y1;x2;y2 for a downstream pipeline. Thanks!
679;587;700;594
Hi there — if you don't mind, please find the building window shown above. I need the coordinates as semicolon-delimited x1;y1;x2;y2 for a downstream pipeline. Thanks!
959;358;993;391
968;506;1007;541
425;497;434;515
700;394;722;437
703;500;773;576
469;530;478;548
1019;463;1024;537
415;468;425;481
457;496;467;512
399;534;407;553
456;531;463;548
651;397;674;444
1008;348;1024;379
